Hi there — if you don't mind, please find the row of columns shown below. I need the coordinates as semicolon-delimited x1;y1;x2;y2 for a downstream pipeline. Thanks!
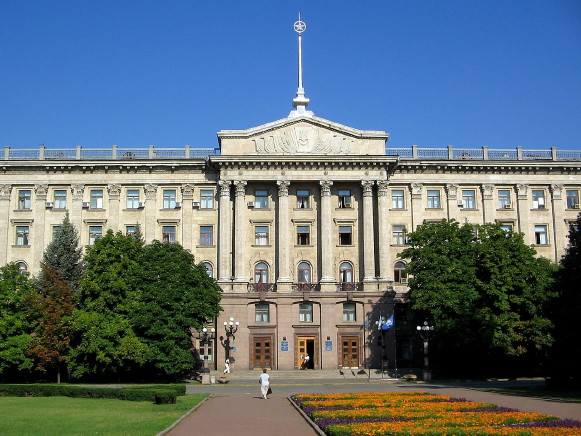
216;179;392;288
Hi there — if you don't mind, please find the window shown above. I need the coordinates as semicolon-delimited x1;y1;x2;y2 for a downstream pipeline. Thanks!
162;225;176;243
394;261;408;283
202;262;213;278
52;225;62;240
54;190;67;209
163;189;177;209
200;190;214;209
498;189;512;209
16;226;29;245
254;189;269;209
566;189;580;209
339;225;352;245
462;189;476;209
126;189;140;209
89;189;103;209
532;190;545;209
254;262;269;284
255;304;270;323
343;303;356;322
89;225;102;245
499;222;513;234
427;189;441;209
391;189;405;209
298;262;311;283
299;303;313;322
18;190;31;210
339;262;353;283
338;189;352;208
392;225;406;245
296;189;310;209
126;225;136;236
17;262;28;275
534;225;548;245
200;226;213;246
297;225;310;245
255;226;269;245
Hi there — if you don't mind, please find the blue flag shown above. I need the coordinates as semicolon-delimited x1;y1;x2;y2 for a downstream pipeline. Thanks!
381;314;395;331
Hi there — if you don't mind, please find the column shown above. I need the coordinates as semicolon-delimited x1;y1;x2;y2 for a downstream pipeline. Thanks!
445;183;459;222
410;183;423;231
33;184;48;271
0;185;11;265
181;184;195;249
276;181;291;288
319;180;334;287
481;184;494;224
218;180;232;282
144;184;157;243
376;181;391;281
516;184;531;244
107;184;121;232
550;184;565;263
70;184;84;244
234;181;247;283
361;181;376;284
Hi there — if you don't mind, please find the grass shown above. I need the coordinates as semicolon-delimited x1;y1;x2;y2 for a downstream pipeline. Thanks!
0;394;207;436
476;386;581;403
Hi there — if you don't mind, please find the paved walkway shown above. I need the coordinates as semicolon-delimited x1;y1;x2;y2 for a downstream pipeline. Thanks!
164;371;581;436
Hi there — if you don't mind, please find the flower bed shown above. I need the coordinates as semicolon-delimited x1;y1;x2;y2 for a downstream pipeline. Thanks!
291;392;581;435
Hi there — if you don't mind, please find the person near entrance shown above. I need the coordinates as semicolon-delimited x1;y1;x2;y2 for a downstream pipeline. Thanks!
223;358;230;374
259;368;270;399
301;353;310;369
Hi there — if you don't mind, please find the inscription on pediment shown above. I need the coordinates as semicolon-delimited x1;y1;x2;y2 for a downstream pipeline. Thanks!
253;127;354;155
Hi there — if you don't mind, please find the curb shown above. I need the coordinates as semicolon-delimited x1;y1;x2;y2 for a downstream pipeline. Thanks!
157;394;212;436
287;396;326;436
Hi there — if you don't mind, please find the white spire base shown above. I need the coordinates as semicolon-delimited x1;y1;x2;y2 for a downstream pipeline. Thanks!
289;87;313;117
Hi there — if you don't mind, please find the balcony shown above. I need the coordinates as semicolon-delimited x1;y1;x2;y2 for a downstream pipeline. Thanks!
292;283;319;292
247;283;277;293
337;282;362;292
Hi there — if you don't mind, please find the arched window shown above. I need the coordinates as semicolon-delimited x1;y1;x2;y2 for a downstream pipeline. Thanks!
339;262;355;291
297;262;311;292
394;261;408;283
202;262;213;278
254;262;269;292
17;261;28;275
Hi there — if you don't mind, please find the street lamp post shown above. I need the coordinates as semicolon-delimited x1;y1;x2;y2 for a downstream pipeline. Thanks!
220;317;240;368
197;327;215;373
416;320;434;381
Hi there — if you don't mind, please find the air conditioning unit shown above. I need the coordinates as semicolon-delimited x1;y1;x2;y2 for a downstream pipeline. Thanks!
573;203;580;209
45;202;54;208
504;203;512;209
82;202;90;208
192;201;200;208
138;202;145;208
538;204;546;209
247;201;255;208
174;202;182;209
457;199;464;207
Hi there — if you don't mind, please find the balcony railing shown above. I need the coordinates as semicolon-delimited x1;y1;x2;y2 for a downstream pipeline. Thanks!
292;283;319;292
247;283;277;293
337;282;362;292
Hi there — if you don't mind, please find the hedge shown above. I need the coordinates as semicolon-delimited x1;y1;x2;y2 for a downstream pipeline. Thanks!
0;384;186;404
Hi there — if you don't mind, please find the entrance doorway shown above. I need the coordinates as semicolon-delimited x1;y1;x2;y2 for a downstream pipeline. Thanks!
341;336;360;368
297;336;315;369
252;336;272;369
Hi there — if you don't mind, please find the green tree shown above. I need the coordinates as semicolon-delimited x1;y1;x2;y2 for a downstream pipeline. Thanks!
400;220;556;377
548;214;581;387
26;266;74;383
132;241;222;378
39;214;83;290
0;263;35;380
69;230;149;380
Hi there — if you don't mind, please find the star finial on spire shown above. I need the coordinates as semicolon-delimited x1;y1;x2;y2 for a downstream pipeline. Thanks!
290;13;313;118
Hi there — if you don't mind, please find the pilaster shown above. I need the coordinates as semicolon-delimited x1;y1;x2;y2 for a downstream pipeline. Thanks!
0;185;10;265
550;184;565;262
33;184;48;271
234;181;248;284
218;181;233;282
376;181;391;281
445;183;459;222
70;184;84;244
481;183;494;224
276;180;292;291
319;180;334;290
144;184;157;242
516;184;531;244
181;184;195;249
107;184;121;232
361;180;376;284
410;183;423;230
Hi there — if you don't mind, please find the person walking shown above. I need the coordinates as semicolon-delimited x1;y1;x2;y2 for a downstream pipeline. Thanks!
223;358;230;374
259;368;270;399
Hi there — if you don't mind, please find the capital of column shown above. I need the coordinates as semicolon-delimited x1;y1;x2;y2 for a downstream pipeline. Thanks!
362;180;374;197
234;181;247;196
181;183;195;200
34;184;49;200
550;184;563;200
277;180;290;197
219;180;232;197
517;183;528;199
107;184;122;198
0;184;11;200
445;183;458;199
481;183;494;199
71;183;85;200
144;183;157;200
377;181;389;197
320;180;333;196
411;182;423;199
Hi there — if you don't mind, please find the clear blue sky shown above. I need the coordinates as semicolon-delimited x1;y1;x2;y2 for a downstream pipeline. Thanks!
1;0;580;150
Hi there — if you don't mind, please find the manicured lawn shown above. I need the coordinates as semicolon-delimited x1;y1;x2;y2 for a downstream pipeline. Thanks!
291;392;581;435
0;394;207;436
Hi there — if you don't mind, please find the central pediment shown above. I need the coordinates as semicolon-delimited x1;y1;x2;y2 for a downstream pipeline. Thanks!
217;115;389;156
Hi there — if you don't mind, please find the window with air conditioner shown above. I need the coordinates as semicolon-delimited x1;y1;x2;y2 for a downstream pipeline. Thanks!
498;189;512;209
566;189;580;209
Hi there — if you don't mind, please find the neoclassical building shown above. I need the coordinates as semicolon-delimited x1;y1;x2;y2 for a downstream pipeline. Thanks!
2;19;580;372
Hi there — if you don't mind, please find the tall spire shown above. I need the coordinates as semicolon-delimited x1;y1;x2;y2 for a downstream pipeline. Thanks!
289;13;313;118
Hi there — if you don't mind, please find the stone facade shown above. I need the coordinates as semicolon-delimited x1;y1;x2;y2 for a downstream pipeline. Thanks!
1;115;580;372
